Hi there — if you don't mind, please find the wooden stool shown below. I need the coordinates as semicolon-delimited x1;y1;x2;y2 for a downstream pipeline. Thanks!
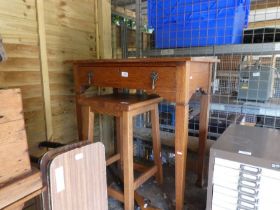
79;93;163;210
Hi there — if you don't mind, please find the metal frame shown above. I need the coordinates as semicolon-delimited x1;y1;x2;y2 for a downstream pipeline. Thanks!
128;43;280;57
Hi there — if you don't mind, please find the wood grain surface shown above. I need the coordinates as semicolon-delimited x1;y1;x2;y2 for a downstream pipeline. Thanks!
0;89;31;184
0;170;42;209
49;142;108;210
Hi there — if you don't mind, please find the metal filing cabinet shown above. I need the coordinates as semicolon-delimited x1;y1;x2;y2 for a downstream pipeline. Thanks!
206;125;280;210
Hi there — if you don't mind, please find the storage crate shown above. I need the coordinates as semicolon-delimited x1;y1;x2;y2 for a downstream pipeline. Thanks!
148;0;251;48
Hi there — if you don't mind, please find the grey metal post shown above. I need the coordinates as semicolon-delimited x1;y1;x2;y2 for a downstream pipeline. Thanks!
121;21;128;59
136;0;142;58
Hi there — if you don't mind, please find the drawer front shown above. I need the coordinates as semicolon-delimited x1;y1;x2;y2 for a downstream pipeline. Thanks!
211;158;280;210
118;67;177;93
77;66;177;93
211;158;262;210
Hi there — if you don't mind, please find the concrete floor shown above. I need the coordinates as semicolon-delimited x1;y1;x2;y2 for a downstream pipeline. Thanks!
23;165;207;210
108;165;207;210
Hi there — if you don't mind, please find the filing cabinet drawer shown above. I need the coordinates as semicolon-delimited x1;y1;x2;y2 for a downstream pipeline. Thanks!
207;125;280;210
211;158;280;210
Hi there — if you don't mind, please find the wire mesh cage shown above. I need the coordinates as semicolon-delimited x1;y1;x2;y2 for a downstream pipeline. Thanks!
111;0;280;156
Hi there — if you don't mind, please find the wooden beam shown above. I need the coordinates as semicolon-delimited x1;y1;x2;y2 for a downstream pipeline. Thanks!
133;166;158;190
133;162;149;172
106;154;121;166
96;0;115;157
112;5;136;20
0;171;42;209
3;188;45;210
107;187;124;202
36;0;53;141
94;0;100;59
97;0;112;58
251;0;280;10
111;5;148;24
249;19;280;28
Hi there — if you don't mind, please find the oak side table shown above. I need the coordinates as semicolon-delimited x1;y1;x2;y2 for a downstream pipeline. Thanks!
70;57;218;210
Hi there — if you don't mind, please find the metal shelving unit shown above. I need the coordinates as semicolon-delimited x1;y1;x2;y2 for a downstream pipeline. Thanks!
113;0;280;140
128;43;280;57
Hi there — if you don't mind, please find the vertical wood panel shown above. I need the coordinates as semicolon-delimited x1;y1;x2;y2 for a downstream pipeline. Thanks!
0;0;99;148
97;0;112;58
36;0;53;140
44;0;97;143
0;0;46;150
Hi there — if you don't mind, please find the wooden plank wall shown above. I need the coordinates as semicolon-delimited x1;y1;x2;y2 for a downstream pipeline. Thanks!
44;0;97;143
0;0;46;149
0;0;99;149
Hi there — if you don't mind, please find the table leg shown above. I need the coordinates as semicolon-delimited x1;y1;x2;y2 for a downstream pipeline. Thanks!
75;98;83;140
81;106;90;141
88;109;94;142
175;104;189;210
122;111;134;210
196;94;210;187
151;105;163;184
116;117;123;169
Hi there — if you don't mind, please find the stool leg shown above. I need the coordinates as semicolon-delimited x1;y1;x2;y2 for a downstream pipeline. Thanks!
81;106;90;140
151;105;163;184
88;110;94;142
116;116;123;169
122;111;134;210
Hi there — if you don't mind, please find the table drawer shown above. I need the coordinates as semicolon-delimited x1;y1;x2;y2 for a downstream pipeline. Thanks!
77;66;177;93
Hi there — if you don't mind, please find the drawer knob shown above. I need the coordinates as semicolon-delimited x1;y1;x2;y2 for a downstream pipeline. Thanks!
88;72;93;85
151;72;158;90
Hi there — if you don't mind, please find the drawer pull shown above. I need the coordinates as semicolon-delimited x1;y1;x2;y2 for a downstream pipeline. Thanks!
88;72;93;85
239;172;260;182
237;199;258;210
238;186;258;197
240;165;262;176
151;72;158;90
238;194;258;204
238;179;260;189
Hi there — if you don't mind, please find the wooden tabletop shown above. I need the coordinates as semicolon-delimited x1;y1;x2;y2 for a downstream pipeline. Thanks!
66;57;219;65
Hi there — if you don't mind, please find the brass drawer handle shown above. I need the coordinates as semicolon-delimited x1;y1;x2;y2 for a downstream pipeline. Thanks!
151;72;158;90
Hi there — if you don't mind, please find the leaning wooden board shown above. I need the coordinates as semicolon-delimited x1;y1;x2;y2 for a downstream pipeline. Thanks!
0;89;31;184
0;88;43;210
48;142;108;210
